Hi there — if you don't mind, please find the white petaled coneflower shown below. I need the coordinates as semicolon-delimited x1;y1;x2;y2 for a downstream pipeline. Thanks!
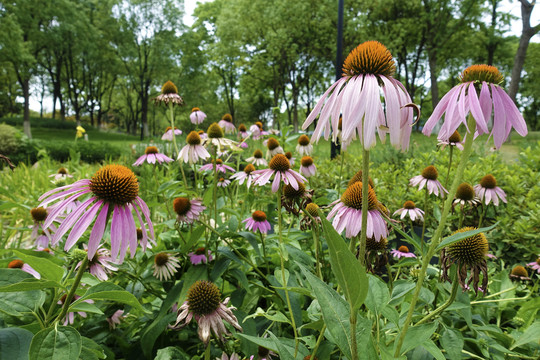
230;164;257;188
49;167;74;181
252;154;306;193
410;165;448;197
202;123;239;151
198;158;236;174
173;197;205;224
299;156;317;177
38;165;154;262
133;146;173;166
393;201;424;222
303;41;415;151
474;174;507;206
154;81;184;106
190;107;207;125
178;131;211;164
453;183;480;207
265;137;284;158
246;149;267;167
161;126;182;141
171;280;242;345
437;130;464;150
218;113;236;134
296;134;313;156
153;252;181;281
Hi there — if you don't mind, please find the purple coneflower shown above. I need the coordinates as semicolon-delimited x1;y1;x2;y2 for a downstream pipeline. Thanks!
410;165;448;197
30;207;55;246
190;107;206;125
153;252;181;281
296;134;313;156
218;113;236;134
133;146;173;166
437;130;464;151
178;131;211;164
246;149;267;167
189;247;213;265
393;201;424;221
38;165;154;262
153;81;184;106
510;265;531;281
299;156;317;177
221;353;240;360
161;126;182;141
198;130;208;140
391;245;417;259
77;245;118;281
49;167;73;182
199;159;235;173
252;154;306;193
107;309;126;330
284;151;295;167
8;259;40;279
58;294;93;325
238;124;248;139
217;177;230;187
171;280;242;345
203;123;239;151
243;211;272;234
230;164;257;189
474;174;507;206
173;197;205;224
327;182;388;240
423;64;527;149
303;41;414;151
250;123;262;140
453;183;480;207
527;257;540;274
239;140;249;149
265;138;284;158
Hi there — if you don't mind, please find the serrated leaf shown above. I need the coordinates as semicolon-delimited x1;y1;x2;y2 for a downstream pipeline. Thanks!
29;325;81;360
319;213;368;312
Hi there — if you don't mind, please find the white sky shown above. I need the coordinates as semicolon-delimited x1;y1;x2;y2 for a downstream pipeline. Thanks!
29;0;540;112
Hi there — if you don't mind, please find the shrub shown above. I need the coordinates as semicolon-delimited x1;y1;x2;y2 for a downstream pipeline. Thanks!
0;123;22;155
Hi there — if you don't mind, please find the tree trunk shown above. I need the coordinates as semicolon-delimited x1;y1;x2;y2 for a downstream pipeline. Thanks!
428;50;439;110
509;0;539;101
22;79;32;139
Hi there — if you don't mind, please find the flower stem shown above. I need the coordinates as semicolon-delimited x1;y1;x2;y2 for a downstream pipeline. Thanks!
56;256;88;324
420;186;429;254
394;116;476;358
444;146;454;188
277;187;299;355
311;323;326;359
338;150;346;191
259;231;270;274
415;269;459;325
350;310;358;360
312;225;323;279
358;150;370;265
169;102;179;157
478;203;486;227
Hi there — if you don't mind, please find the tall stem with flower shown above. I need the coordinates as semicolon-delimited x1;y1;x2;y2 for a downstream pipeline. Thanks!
358;150;370;265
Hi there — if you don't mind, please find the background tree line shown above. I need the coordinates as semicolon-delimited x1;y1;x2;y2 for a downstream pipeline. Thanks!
1;0;539;139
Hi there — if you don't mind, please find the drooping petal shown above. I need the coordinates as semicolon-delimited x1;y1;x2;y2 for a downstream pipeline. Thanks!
88;202;109;260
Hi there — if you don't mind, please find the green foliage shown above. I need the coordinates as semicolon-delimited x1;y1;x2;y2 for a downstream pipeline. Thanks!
0;123;21;155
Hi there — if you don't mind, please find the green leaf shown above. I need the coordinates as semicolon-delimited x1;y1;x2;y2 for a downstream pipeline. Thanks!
395;322;438;356
180;225;205;253
516;297;540;328
69;301;103;315
141;313;176;359
210;257;231;282
385;220;422;252
510;321;540;350
389;280;416;306
435;223;498;252
237;333;308;358
440;328;464;360
0;327;33;360
421;340;446;360
269;331;295;360
72;282;145;313
13;250;64;282
154;346;190;360
0;278;65;292
238;231;261;257
365;275;389;316
29;325;81;360
79;337;105;360
0;269;45;316
177;265;208;306
319;213;368;312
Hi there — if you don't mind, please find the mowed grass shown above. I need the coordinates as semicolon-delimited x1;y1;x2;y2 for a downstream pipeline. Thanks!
28;127;140;146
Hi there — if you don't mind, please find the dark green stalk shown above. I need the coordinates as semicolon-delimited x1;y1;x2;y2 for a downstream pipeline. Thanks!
56;256;88;324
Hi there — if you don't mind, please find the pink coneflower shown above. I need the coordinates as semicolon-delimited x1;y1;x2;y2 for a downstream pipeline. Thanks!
199;159;235;173
239;140;249;149
171;280;242;345
246;149;267;167
30;207;55;246
527;257;540;274
178;131;211;164
221;353;240;360
299;156;317;177
38;164;154;262
265;138;284;158
189;247;213;265
218;113;236;134
296;134;313;156
243;211;272;234
161;126;182;141
77;245;118;281
49;167;73;182
153;252;181;281
58;295;94;325
393;201;424;222
252;154;306;193
153;81;184;106
410;165;448;197
250;124;262;140
474;174;507;206
203;123;239;151
238;124;248;139
230;164;257;189
133;146;173;166
8;259;40;279
190;107;207;125
198;130;208;140
327;182;388;240
173;197;205;224
302;41;414;151
510;265;531;281
107;309;126;330
217;177;230;187
437;130;464;151
391;245;417;259
284;151;295;167
453;183;480;207
422;64;528;149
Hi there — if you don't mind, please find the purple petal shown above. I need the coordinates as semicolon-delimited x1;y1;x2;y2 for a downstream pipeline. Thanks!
64;200;103;251
88;203;109;260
